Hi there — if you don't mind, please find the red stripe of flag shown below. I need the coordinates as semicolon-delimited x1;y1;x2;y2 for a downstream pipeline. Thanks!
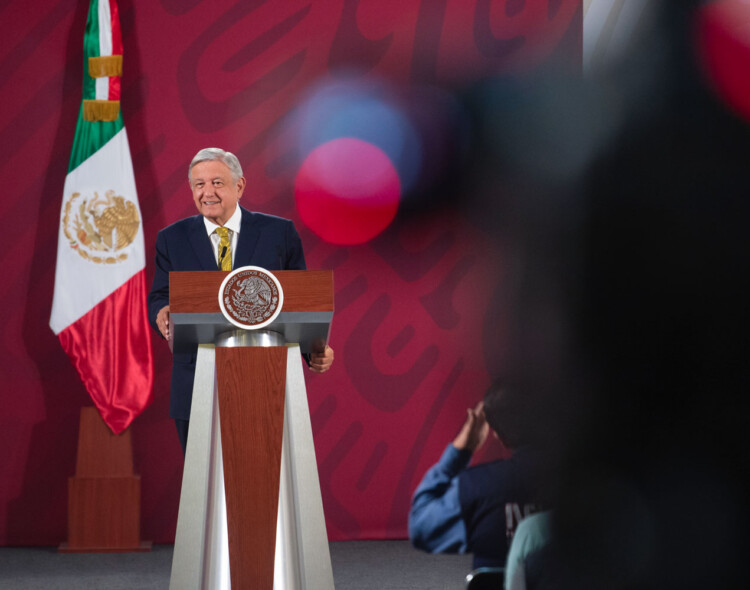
57;270;153;434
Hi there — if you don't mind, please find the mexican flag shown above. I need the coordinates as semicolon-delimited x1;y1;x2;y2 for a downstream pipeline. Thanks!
50;0;153;434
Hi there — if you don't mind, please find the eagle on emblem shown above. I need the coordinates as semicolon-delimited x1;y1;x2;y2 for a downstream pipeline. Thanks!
234;276;272;307
74;190;140;251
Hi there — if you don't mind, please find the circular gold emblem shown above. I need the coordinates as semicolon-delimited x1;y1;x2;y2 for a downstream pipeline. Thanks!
62;189;140;264
219;266;284;330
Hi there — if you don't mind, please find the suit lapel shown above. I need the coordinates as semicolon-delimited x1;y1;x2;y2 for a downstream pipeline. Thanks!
188;216;218;270
235;207;262;268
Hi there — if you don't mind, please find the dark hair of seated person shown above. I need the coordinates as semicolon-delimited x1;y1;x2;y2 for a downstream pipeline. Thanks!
482;380;542;450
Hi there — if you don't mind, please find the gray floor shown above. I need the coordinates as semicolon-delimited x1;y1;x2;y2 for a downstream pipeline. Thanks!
0;541;473;590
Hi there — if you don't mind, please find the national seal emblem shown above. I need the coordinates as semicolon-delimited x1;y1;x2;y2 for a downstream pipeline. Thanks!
62;189;140;264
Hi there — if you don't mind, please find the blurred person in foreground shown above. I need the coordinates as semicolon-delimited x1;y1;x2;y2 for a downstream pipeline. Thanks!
409;381;549;569
469;2;750;587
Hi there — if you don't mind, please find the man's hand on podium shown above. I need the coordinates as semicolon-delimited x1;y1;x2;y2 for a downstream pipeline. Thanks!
308;345;334;374
157;305;170;340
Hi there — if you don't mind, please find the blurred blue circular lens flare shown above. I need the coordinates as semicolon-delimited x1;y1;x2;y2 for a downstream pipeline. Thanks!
292;78;423;194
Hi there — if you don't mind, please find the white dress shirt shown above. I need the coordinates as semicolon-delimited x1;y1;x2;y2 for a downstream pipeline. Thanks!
202;205;242;268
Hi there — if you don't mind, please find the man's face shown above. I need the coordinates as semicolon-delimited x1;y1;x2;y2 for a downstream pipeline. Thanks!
190;160;246;226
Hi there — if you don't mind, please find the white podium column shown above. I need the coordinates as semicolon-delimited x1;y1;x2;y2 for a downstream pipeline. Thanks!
169;342;334;590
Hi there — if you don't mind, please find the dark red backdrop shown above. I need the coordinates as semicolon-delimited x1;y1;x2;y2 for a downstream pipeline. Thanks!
0;0;580;545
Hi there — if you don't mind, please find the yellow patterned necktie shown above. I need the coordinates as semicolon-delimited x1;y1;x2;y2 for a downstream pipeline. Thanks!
216;227;232;271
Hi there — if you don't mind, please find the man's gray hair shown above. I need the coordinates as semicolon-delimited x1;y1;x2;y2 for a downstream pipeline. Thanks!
188;148;243;183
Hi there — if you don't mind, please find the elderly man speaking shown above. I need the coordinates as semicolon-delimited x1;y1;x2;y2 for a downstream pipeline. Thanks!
147;147;334;453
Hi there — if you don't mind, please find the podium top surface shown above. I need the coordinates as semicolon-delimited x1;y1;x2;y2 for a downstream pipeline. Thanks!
170;270;333;314
169;270;333;352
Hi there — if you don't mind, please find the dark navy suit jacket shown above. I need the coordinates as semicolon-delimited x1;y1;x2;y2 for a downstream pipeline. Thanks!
147;206;306;420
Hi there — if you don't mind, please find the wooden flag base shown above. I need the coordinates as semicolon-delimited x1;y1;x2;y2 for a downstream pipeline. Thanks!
59;407;151;553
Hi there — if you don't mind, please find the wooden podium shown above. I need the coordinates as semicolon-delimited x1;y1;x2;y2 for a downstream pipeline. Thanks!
168;270;335;590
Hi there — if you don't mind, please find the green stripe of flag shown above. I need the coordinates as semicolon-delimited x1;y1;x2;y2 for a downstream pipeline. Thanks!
82;0;101;101
69;0;124;173
67;108;124;174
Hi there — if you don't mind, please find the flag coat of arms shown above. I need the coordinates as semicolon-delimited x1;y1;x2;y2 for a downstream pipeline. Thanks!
50;0;153;434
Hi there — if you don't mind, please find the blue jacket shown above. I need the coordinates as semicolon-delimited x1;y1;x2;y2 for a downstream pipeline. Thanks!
410;444;544;568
